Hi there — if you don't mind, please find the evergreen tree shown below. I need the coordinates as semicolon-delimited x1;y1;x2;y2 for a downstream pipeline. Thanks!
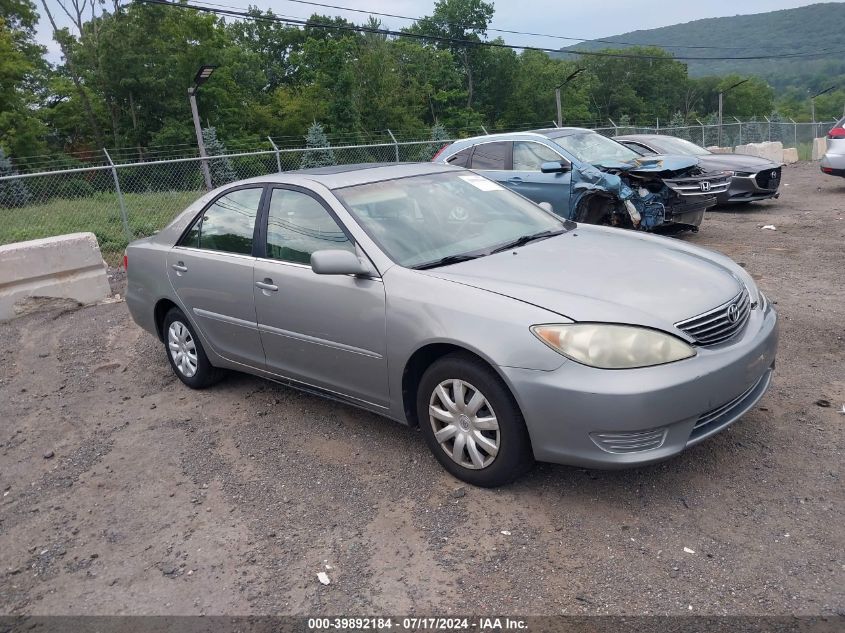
425;122;450;160
300;122;336;168
202;127;237;187
0;148;30;208
668;112;691;141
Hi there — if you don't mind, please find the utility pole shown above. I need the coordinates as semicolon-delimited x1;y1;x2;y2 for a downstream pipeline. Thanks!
189;65;217;191
718;78;749;147
555;68;584;128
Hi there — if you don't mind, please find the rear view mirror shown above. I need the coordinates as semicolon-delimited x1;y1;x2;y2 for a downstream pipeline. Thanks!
311;250;373;276
540;161;571;174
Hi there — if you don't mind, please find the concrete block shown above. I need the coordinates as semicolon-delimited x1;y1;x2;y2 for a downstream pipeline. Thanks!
706;146;734;154
0;232;111;321
734;141;784;164
811;137;828;160
782;147;799;164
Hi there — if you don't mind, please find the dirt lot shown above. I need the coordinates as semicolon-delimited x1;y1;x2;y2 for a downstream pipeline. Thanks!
1;161;843;617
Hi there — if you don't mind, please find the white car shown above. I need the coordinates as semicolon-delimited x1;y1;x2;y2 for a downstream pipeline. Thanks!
821;116;845;178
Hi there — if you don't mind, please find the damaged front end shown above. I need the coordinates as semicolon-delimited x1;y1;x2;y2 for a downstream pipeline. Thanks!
570;156;731;232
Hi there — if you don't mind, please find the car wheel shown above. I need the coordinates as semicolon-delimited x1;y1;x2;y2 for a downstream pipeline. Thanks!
162;307;223;389
417;353;534;487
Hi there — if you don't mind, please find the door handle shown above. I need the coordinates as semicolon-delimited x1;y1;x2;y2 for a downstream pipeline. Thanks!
507;176;523;183
171;262;187;273
255;279;278;292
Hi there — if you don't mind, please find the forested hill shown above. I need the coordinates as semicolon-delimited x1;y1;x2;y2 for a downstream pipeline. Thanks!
558;2;845;92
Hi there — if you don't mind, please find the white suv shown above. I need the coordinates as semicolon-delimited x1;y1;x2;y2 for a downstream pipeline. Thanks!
821;116;845;178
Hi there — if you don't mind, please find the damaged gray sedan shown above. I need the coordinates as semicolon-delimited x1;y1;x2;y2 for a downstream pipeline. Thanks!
433;128;731;231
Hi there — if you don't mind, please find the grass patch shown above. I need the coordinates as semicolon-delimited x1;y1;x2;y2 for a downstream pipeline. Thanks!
0;189;202;265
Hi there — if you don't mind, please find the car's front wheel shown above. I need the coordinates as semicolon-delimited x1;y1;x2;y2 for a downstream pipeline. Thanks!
417;353;533;487
162;307;223;389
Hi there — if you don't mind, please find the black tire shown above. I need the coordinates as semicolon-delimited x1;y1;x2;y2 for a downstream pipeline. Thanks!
162;307;223;389
416;353;534;487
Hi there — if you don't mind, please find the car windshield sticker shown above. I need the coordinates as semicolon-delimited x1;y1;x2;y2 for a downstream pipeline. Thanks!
459;174;504;191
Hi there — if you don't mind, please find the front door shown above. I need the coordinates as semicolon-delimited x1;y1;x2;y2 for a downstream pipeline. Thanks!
166;186;265;368
507;140;573;217
252;187;389;407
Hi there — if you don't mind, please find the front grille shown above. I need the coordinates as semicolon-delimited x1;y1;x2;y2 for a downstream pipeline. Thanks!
589;428;667;454
754;167;781;190
663;173;731;197
675;288;752;346
689;371;770;442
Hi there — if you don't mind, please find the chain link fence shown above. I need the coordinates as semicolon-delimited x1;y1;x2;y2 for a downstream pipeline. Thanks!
0;120;836;264
0;140;448;264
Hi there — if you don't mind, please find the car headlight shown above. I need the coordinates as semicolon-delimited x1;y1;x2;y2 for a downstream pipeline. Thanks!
531;323;696;369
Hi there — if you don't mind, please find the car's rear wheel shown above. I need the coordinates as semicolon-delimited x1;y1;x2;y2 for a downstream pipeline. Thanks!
162;307;223;389
417;353;533;487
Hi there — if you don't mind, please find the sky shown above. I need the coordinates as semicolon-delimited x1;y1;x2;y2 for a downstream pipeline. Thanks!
35;0;837;61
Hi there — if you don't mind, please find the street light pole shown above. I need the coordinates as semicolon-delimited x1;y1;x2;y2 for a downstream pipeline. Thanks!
555;68;584;128
718;78;749;147
189;65;217;191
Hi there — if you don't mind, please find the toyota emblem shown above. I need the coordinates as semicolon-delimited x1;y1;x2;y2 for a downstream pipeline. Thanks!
726;303;739;324
699;181;711;192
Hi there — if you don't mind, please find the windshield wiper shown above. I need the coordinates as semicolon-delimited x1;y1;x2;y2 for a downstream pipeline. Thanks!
412;253;485;270
489;229;566;254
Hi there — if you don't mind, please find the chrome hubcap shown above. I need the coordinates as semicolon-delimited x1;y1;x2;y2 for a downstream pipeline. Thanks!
168;321;198;378
429;379;499;470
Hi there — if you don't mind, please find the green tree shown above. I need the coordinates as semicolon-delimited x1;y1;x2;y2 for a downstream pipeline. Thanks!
0;0;48;160
202;127;236;187
410;0;495;109
300;121;335;168
0;146;30;207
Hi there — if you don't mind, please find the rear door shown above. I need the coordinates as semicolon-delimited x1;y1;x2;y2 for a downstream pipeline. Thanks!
252;186;389;407
166;186;265;368
507;140;573;216
468;141;512;186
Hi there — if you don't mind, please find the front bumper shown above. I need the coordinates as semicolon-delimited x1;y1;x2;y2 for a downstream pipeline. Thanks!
719;173;780;204
500;301;778;468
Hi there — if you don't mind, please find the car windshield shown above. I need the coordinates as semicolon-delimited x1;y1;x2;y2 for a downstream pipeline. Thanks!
554;132;640;164
650;136;710;156
334;171;568;268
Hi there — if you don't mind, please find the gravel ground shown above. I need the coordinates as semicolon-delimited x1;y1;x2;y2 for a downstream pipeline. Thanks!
0;161;843;617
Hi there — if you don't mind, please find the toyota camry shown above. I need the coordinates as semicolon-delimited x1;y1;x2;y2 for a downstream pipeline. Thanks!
126;163;778;487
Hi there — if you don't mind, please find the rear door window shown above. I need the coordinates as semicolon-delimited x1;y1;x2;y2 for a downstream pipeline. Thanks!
180;187;263;255
469;142;511;170
446;147;473;167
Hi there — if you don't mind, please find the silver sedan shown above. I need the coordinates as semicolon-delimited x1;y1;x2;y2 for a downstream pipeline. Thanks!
126;163;778;487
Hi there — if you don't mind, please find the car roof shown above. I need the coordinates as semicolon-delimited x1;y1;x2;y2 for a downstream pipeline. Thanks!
234;162;455;190
614;134;664;142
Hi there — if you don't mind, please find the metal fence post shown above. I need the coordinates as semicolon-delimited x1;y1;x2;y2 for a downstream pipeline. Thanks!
734;117;743;146
765;116;771;142
789;118;797;148
268;137;282;173
608;118;617;136
387;129;399;163
103;148;132;242
695;119;705;146
481;125;490;135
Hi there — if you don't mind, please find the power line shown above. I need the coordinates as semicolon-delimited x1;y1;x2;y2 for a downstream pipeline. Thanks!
134;0;845;62
279;0;794;51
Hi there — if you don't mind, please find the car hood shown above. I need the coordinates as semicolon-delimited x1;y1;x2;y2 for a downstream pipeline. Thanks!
594;154;699;176
422;226;744;330
697;153;780;172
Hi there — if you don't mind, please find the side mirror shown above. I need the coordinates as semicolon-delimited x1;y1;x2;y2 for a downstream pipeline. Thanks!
540;161;571;174
310;249;373;276
538;202;554;213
